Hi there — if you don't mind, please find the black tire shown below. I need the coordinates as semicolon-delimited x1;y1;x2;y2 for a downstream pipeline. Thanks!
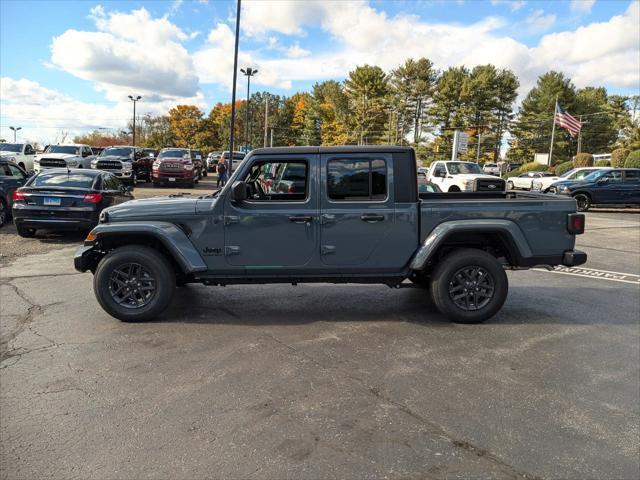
185;181;195;189
16;225;36;237
507;181;514;190
93;245;176;322
0;198;7;227
448;186;461;192
430;248;508;324
202;168;207;177
573;193;591;212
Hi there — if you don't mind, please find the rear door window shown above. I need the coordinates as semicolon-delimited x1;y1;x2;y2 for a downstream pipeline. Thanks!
327;158;387;201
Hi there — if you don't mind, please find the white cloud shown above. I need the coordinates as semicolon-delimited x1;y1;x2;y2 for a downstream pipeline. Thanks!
194;0;637;95
491;0;527;11
51;7;200;101
523;9;557;34
570;0;596;14
286;42;311;59
0;77;205;144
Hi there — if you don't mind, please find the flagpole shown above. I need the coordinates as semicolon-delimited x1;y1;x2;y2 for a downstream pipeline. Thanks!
548;95;558;166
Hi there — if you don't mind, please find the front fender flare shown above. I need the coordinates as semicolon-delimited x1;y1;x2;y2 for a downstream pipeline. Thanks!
410;219;533;270
77;221;207;274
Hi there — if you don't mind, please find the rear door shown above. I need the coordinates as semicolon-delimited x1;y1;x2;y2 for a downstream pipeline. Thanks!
622;170;640;203
319;153;395;268
224;154;318;268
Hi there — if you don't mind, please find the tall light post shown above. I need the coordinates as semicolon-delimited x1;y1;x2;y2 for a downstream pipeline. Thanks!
128;95;141;146
9;126;22;142
240;67;258;149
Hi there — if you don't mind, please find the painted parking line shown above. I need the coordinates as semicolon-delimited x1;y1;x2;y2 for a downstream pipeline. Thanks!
534;266;640;285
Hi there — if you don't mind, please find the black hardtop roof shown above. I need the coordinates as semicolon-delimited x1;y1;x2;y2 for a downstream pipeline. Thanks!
250;146;414;155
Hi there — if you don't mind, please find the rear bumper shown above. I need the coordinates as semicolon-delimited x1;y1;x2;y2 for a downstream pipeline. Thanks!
518;249;588;268
14;217;96;230
13;206;98;231
562;249;587;267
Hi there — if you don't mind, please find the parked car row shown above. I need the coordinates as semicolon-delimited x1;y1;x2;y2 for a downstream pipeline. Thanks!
427;161;506;192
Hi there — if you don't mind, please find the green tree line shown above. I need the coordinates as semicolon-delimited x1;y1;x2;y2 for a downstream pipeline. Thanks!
75;59;639;166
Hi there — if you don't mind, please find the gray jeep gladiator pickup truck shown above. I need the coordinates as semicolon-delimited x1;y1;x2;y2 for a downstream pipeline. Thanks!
75;146;586;323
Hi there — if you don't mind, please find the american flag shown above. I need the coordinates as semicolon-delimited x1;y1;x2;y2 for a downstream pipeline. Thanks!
555;104;582;137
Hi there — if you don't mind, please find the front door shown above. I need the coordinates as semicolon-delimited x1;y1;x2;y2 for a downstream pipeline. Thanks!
593;170;624;203
224;154;318;269
319;153;395;269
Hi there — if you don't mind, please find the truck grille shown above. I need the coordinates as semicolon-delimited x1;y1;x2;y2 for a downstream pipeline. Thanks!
160;162;183;170
39;158;67;168
476;178;505;192
96;161;122;170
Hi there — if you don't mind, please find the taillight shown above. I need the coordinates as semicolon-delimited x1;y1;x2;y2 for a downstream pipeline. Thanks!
12;190;25;201
83;193;103;203
567;213;585;235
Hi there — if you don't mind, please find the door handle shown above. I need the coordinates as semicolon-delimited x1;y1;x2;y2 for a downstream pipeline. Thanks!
289;215;312;224
360;214;385;223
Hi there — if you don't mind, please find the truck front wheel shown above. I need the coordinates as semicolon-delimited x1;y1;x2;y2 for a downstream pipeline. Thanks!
93;245;176;322
430;248;508;323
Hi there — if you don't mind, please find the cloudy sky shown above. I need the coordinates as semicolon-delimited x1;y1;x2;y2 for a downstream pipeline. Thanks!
1;0;638;144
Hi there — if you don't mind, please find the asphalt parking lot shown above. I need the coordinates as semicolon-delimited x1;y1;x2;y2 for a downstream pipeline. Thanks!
1;183;638;479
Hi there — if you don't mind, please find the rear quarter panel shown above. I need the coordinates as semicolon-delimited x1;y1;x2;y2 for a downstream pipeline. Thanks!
420;195;577;256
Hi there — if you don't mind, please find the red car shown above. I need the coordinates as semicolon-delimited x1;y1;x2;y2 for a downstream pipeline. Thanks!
152;148;202;188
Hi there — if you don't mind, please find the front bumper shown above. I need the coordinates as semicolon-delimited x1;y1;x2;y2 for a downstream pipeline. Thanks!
74;244;98;272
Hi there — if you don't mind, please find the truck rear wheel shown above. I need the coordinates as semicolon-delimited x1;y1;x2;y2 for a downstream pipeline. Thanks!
429;248;508;323
94;245;175;322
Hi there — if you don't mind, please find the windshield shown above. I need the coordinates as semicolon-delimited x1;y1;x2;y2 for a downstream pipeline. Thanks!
159;149;189;159
101;147;133;157
0;143;22;152
45;145;80;155
447;162;483;175
484;163;497;168
31;172;96;189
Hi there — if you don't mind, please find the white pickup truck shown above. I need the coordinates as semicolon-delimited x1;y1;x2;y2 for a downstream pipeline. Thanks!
427;161;505;192
33;144;96;173
0;143;36;172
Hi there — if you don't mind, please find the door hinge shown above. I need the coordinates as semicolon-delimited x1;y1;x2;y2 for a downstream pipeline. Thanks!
321;245;336;255
224;215;239;225
225;246;241;256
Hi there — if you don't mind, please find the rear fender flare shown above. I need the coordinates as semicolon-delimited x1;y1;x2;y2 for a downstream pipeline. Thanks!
410;219;533;270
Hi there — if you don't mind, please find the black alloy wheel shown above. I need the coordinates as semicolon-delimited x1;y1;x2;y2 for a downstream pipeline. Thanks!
447;266;494;311
0;199;7;227
108;262;157;309
94;245;175;321
429;248;508;323
573;193;591;212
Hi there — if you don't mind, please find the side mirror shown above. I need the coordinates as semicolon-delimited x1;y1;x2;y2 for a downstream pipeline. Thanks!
231;181;247;202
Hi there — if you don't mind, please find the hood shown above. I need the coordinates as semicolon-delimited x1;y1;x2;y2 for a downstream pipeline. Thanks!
552;178;590;188
104;195;200;221
456;173;501;180
0;151;17;158
95;155;132;163
37;153;78;159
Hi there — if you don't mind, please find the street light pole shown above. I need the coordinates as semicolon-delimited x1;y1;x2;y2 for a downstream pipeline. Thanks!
128;95;141;146
228;0;241;176
240;67;258;150
9;126;22;142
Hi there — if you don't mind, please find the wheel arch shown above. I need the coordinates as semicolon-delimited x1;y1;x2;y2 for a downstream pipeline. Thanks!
77;222;207;275
410;220;533;272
